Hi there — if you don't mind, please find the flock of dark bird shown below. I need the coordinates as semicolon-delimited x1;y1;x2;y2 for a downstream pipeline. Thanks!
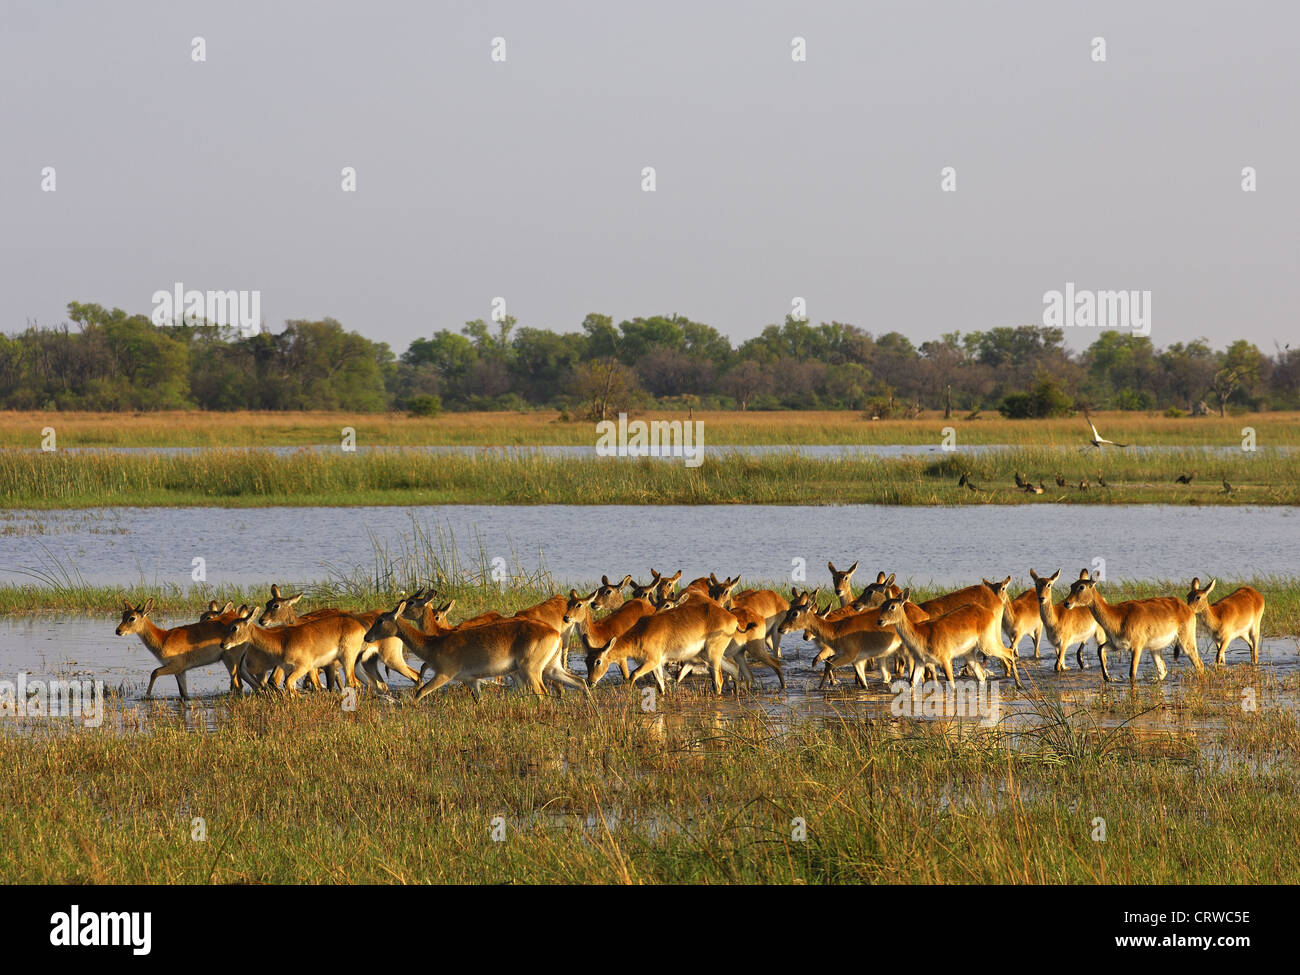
955;409;1237;496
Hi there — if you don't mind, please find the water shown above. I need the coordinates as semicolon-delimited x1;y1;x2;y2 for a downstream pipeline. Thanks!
2;504;1297;589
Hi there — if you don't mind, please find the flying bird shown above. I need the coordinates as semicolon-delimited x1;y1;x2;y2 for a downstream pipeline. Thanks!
1082;408;1128;448
1175;473;1195;485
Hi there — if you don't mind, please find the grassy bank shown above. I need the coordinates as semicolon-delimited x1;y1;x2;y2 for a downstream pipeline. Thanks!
3;687;1297;883
4;409;1298;448
2;446;1297;507
3;577;1297;636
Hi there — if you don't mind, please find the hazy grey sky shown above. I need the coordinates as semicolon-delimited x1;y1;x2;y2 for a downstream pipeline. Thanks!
3;1;1296;353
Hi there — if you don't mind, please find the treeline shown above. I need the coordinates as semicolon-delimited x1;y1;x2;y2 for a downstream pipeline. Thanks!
1;301;1295;416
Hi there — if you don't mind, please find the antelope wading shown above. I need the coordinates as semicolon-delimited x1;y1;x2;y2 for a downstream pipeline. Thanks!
112;565;1261;701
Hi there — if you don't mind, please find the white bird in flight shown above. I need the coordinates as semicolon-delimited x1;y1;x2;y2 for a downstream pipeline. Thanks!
1082;408;1128;448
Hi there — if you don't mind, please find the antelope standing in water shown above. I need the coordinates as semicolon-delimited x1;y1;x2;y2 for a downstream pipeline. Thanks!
1062;570;1202;682
115;599;247;697
1029;568;1105;672
875;590;1024;689
363;601;585;702
1185;578;1265;665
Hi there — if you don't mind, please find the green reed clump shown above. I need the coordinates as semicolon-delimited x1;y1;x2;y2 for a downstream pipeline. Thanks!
2;446;1297;507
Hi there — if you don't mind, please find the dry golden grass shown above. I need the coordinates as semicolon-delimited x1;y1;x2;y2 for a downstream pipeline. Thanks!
3;409;1298;448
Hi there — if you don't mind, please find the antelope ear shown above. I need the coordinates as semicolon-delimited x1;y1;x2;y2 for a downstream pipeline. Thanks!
1050;569;1060;583
649;569;661;582
1190;577;1199;590
875;571;886;584
122;597;133;611
1079;568;1090;580
287;592;303;605
142;598;155;615
237;604;252;619
847;560;858;574
393;599;408;617
901;588;912;602
602;575;611;586
444;599;456;613
271;584;282;599
620;575;632;587
827;562;837;573
1206;578;1216;595
886;573;895;587
569;588;578;599
1001;576;1011;588
222;601;235;613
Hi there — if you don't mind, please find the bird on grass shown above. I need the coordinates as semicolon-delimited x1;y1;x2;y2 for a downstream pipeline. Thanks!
1054;473;1067;488
1097;471;1110;489
1014;471;1029;489
1220;478;1234;494
1023;482;1044;495
1175;472;1195;485
958;472;979;491
1082;407;1129;448
1078;477;1090;491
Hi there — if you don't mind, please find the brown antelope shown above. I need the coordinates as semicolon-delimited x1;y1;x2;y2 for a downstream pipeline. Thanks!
730;586;791;658
594;574;633;610
1029;569;1106;672
677;601;785;690
1186;578;1265;665
256;585;421;693
564;592;659;680
778;596;919;689
586;595;757;694
220;605;371;694
1062;570;1202;682
1002;588;1042;659
197;600;236;622
828;560;860;607
115;599;247;697
876;590;1024;689
362;602;584;702
628;571;664;603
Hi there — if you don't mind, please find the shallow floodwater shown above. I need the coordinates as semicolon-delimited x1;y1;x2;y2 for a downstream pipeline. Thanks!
1;615;1295;744
1;504;1297;589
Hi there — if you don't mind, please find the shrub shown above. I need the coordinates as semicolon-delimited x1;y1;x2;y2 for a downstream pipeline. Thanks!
406;394;442;418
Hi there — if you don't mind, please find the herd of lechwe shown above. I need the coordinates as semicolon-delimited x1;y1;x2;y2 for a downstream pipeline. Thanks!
114;562;1266;702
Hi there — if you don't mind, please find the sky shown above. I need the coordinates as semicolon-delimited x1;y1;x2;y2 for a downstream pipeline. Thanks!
2;0;1296;354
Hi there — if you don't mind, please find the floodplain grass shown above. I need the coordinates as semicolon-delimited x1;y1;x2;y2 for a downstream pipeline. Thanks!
2;683;1297;884
3;408;1298;449
2;444;1297;507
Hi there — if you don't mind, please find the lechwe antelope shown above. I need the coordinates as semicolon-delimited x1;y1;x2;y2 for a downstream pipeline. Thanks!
562;591;658;681
727;581;790;660
677;601;785;690
363;601;585;702
115;599;247;698
220;605;371;695
778;594;921;689
1062;570;1202;682
1002;587;1042;660
256;585;421;693
1186;578;1265;666
1029;569;1106;672
875;589;1024;689
828;560;860;607
586;595;758;695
